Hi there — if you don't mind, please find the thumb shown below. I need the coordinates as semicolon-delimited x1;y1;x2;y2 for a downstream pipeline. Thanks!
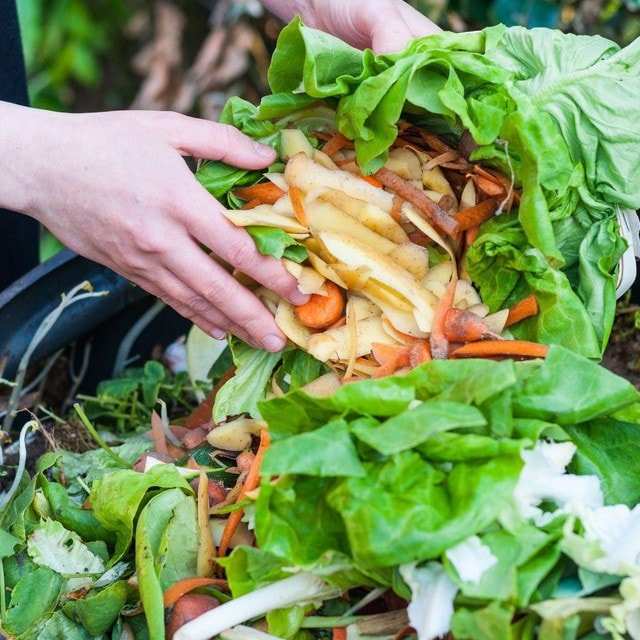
161;113;276;169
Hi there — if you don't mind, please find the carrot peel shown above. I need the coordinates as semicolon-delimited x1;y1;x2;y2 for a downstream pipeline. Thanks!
505;294;539;327
295;280;345;329
451;339;548;359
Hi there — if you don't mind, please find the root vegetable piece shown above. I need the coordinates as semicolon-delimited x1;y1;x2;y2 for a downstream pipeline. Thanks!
318;231;437;331
304;199;398;255
166;594;220;639
285;153;396;213
223;206;308;234
295;280;346;329
374;167;459;236
443;308;492;343
307;315;394;362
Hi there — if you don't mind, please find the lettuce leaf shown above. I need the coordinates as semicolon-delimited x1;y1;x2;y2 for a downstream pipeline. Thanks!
260;18;640;358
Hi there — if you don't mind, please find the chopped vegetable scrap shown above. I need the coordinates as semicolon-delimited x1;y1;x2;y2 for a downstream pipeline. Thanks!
223;124;541;381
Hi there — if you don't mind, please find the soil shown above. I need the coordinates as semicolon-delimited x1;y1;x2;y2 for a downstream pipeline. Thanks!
602;298;640;389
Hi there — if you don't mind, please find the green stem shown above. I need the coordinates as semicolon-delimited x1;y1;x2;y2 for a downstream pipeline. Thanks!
73;404;129;468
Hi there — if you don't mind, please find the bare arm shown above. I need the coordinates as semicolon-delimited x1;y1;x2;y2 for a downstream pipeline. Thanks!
0;101;308;351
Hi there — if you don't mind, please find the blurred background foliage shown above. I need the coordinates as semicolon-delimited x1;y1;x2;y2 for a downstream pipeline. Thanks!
17;0;640;114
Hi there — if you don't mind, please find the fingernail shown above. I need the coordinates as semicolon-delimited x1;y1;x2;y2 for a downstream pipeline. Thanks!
262;334;286;352
253;141;275;158
290;288;310;305
210;328;226;341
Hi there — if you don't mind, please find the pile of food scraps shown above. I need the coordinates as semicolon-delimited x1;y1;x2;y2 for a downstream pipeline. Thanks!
3;17;640;640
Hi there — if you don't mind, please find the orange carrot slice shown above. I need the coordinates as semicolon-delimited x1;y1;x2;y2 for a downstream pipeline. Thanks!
217;429;270;558
322;131;354;157
454;197;501;232
450;339;548;359
289;186;309;226
234;182;285;205
374;167;459;237
505;294;539;327
429;278;458;359
443;308;491;343
295;281;345;329
163;577;227;608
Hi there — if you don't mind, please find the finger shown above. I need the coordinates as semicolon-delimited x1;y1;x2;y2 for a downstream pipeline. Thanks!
162;244;292;351
186;186;310;307
149;112;276;169
371;20;442;54
134;268;285;351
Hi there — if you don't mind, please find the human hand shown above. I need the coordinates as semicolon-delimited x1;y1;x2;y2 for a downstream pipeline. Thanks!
261;0;442;54
0;102;309;351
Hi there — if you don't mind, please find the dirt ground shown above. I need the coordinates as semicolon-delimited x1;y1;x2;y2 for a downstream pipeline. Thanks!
602;296;640;389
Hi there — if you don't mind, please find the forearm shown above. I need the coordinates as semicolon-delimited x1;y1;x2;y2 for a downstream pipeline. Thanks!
0;101;39;216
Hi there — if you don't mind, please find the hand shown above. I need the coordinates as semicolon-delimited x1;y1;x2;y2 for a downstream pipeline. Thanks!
262;0;442;54
0;101;309;351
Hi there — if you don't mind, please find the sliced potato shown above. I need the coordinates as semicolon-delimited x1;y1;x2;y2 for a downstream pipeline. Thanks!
263;172;289;192
361;280;414;313
275;300;312;349
283;260;327;295
388;243;429;281
224;206;308;235
484;308;509;335
423;260;456;297
460;178;477;211
206;417;266;452
385;147;423;181
272;194;296;216
307;315;396;362
319;231;437;331
285;153;395;212
422;164;455;197
312;149;340;169
319;189;409;244
454;279;483;309
305;199;398;255
305;249;348;289
347;292;382;320
401;202;456;261
280;128;314;160
332;263;372;290
300;371;342;397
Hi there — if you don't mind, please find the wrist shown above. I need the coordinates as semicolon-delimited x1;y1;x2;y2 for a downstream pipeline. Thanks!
0;101;42;215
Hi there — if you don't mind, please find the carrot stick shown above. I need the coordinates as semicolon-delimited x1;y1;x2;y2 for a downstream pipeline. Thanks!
429;278;458;359
333;627;348;640
234;182;285;205
450;339;548;359
471;174;504;197
295;280;345;329
465;226;480;248
358;174;383;188
150;410;169;456
322;131;354;157
374;167;459;237
289;186;309;227
371;342;411;367
453;197;500;232
163;577;228;608
443;307;491;343
409;339;432;367
217;429;270;558
505;294;539;327
240;198;261;210
418;130;456;155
